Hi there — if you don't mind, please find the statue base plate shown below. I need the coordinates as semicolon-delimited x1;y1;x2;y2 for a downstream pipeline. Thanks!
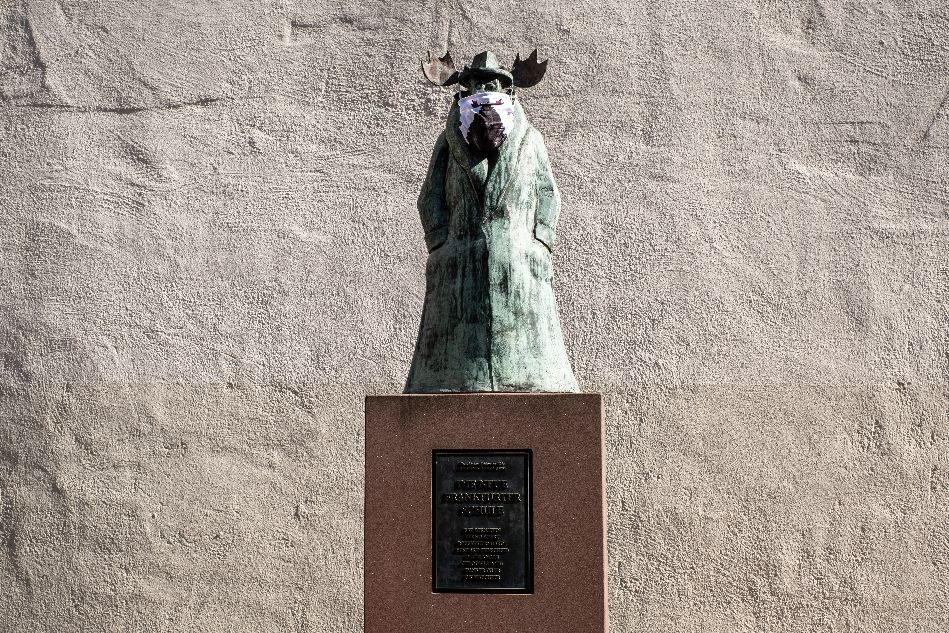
364;393;607;633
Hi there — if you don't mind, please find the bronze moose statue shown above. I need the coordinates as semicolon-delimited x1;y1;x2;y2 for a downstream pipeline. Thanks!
405;50;579;394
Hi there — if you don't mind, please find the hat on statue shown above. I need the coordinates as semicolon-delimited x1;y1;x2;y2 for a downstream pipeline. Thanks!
422;49;549;89
457;51;514;88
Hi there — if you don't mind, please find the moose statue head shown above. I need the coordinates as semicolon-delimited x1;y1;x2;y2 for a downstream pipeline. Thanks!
420;50;550;154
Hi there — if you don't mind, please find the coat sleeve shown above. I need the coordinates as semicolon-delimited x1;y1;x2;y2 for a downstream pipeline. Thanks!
532;130;561;252
418;132;450;252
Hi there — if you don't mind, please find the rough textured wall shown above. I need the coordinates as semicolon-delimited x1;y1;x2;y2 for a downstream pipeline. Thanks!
1;0;947;631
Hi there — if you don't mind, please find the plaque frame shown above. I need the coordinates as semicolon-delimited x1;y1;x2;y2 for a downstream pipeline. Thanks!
431;448;534;594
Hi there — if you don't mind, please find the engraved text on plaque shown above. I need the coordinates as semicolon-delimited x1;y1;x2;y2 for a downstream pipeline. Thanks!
432;450;533;592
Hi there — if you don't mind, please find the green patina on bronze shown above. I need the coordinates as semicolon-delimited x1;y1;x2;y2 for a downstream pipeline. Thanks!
405;51;579;393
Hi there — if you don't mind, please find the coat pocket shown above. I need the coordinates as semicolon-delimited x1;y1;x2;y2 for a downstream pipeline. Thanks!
534;222;555;252
425;226;449;252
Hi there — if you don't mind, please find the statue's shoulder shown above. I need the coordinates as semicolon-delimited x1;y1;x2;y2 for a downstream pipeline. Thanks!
520;123;551;160
518;118;545;143
429;129;449;157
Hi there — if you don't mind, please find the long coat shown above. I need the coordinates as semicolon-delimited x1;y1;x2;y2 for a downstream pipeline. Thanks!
405;98;579;393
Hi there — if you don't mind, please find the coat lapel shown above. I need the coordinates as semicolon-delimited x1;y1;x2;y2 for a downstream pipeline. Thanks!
482;103;528;211
445;104;486;204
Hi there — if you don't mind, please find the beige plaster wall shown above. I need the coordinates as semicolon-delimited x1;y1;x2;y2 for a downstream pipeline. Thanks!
1;0;947;630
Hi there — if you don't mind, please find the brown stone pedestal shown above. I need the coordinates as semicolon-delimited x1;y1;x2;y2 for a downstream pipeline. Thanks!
364;393;607;633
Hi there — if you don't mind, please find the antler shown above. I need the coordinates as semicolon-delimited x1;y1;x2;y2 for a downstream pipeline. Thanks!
422;51;459;86
511;50;548;88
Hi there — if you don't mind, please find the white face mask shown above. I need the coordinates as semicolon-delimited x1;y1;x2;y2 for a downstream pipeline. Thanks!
458;92;516;152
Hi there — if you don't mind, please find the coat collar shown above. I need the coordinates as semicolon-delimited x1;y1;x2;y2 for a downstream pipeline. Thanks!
444;98;530;209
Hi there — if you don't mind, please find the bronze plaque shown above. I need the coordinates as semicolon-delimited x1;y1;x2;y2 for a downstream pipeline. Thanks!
432;450;533;593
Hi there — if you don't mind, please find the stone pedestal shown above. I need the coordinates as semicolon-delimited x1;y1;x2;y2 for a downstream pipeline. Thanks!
364;393;607;633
